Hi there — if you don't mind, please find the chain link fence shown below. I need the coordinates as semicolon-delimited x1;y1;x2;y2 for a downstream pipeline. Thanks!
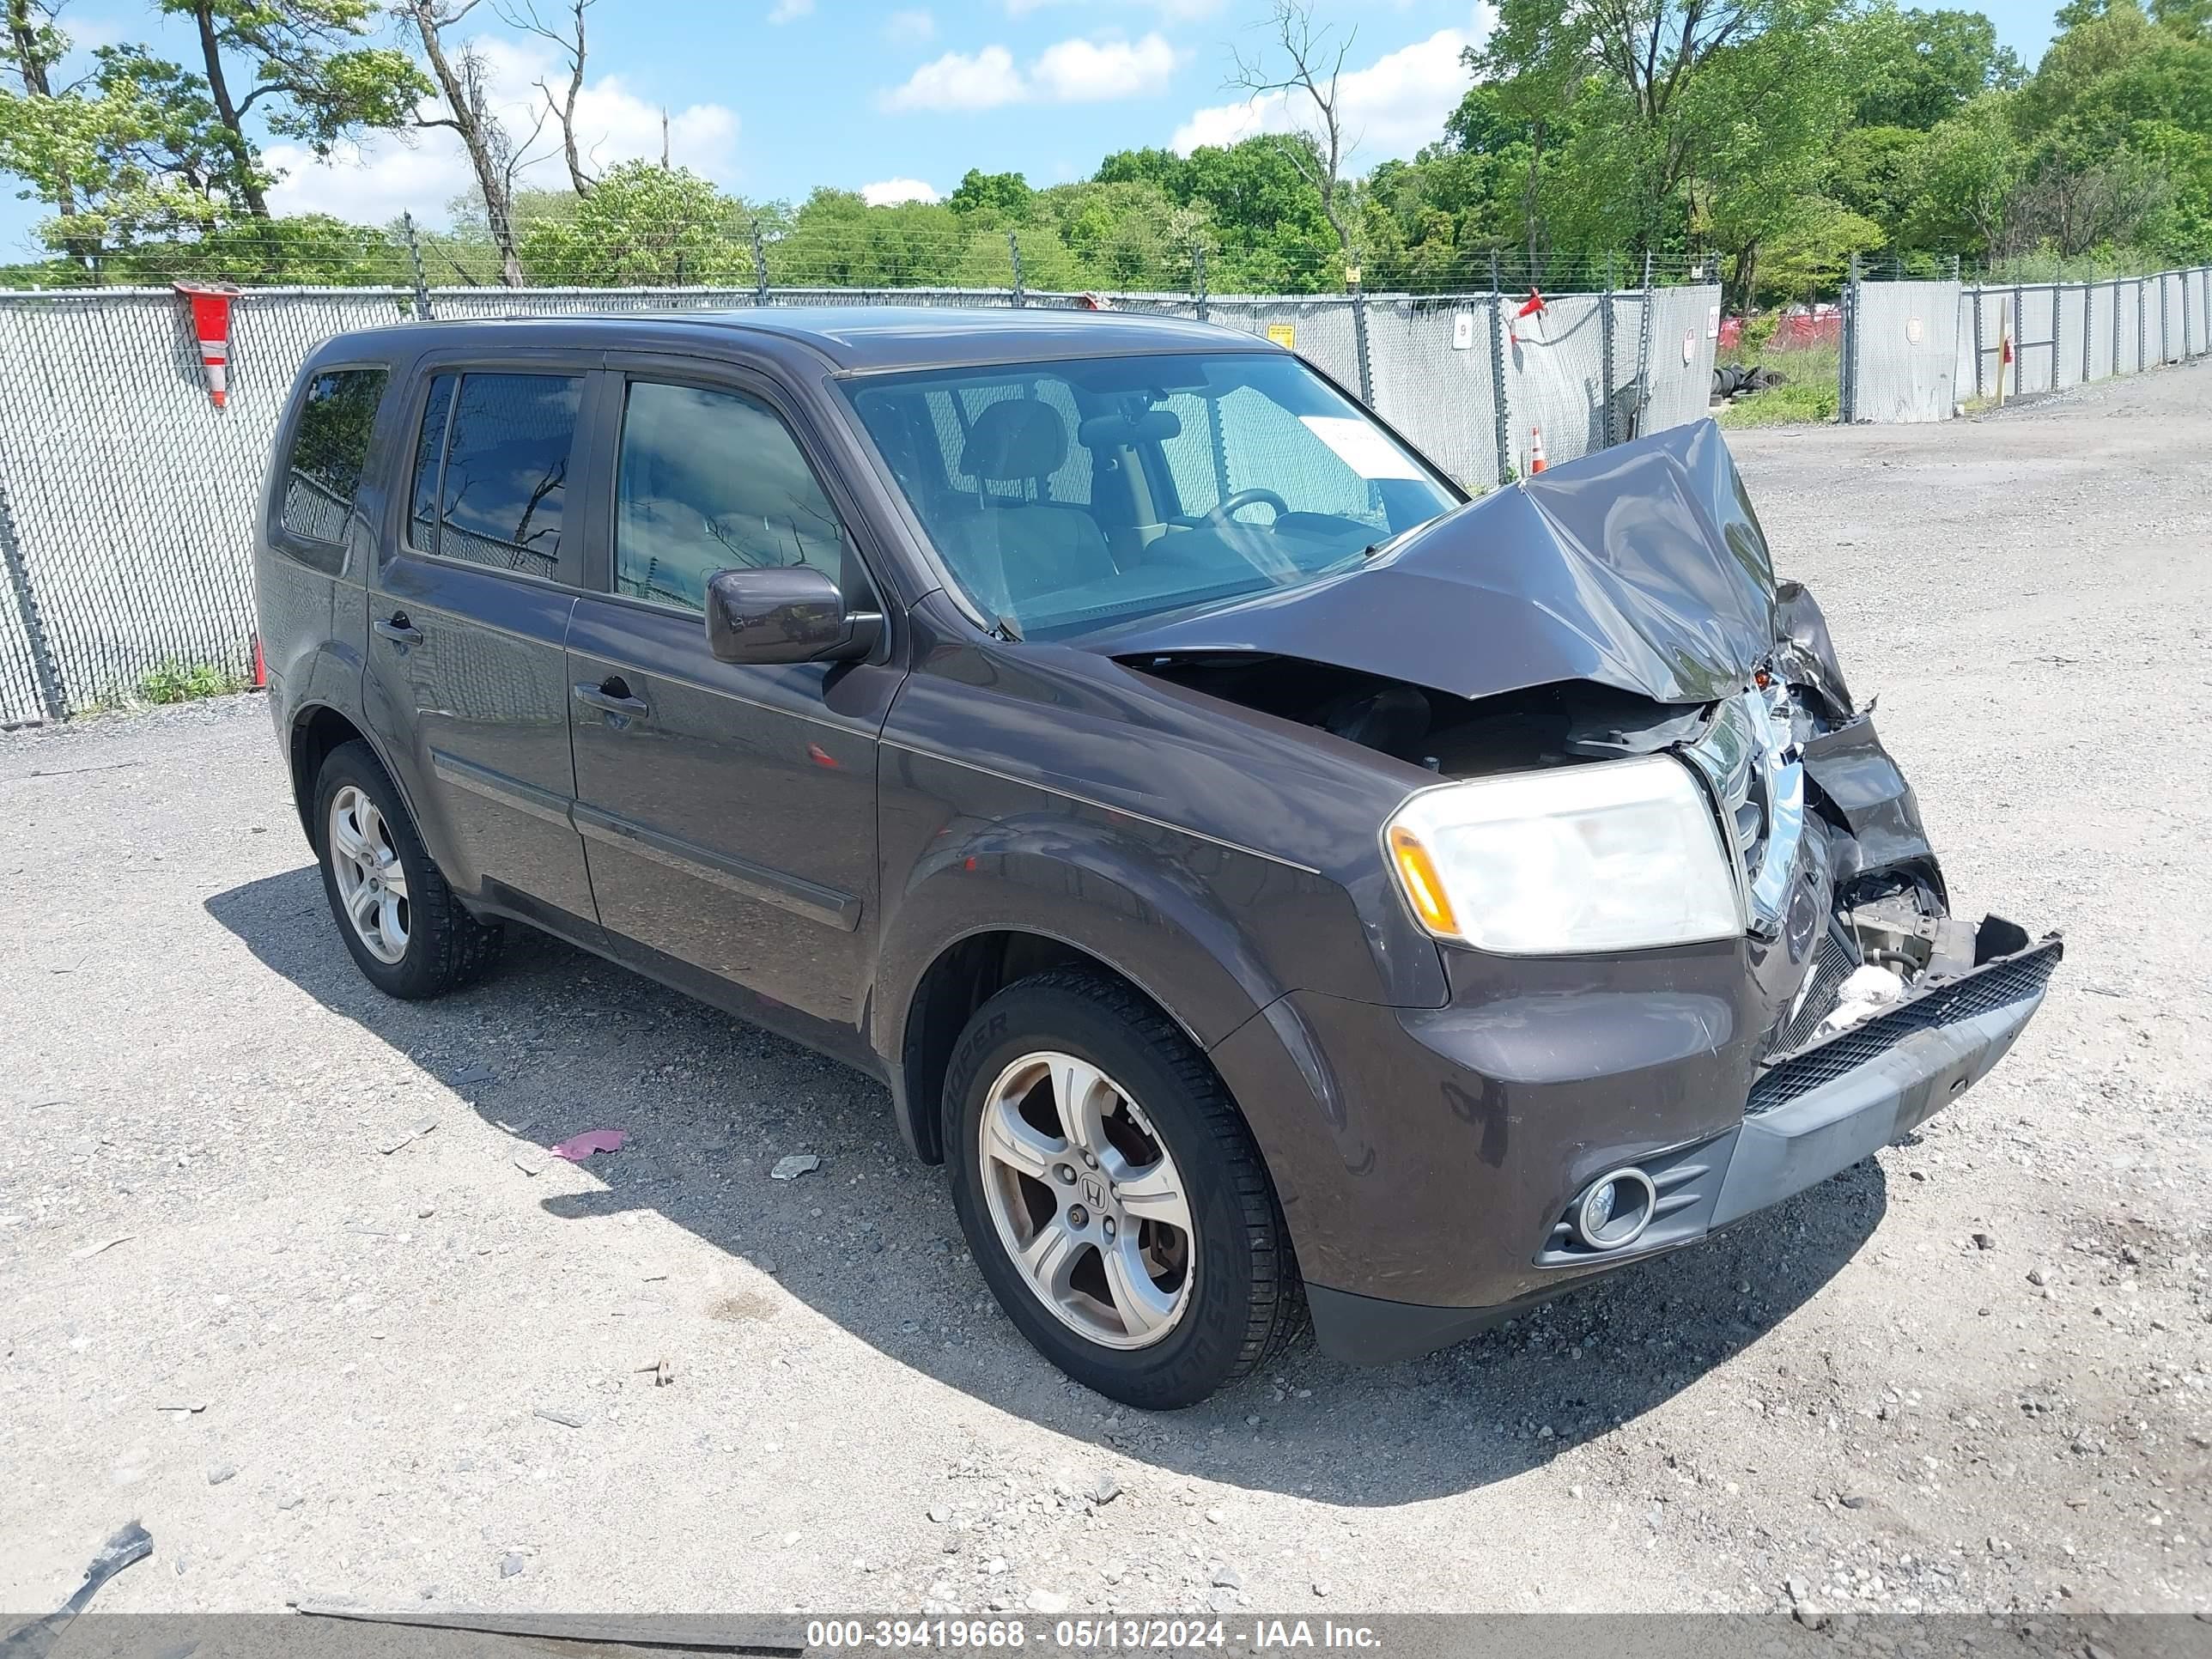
1842;265;2212;419
0;271;1692;726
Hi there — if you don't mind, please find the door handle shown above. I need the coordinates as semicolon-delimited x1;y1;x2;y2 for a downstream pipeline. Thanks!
574;677;649;719
374;613;424;646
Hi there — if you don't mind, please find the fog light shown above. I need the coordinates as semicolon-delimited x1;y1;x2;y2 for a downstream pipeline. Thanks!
1571;1167;1657;1251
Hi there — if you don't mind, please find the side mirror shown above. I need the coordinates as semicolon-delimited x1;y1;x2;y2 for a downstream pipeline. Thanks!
704;566;883;665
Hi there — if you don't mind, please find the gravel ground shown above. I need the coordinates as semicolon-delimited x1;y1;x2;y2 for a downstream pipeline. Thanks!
3;363;2208;1623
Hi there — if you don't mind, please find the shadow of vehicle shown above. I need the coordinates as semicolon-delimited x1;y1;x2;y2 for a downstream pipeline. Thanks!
206;863;1886;1507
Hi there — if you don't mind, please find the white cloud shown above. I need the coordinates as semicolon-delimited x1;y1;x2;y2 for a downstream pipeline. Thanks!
1171;13;1492;163
882;32;1182;112
882;44;1027;112
1029;34;1180;102
263;33;739;225
884;9;936;44
860;176;942;205
768;0;814;21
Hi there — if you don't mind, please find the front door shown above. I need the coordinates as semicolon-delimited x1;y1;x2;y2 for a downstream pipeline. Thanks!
364;365;599;937
565;370;900;1036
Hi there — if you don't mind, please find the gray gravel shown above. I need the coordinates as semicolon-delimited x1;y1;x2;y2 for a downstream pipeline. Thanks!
3;364;2209;1618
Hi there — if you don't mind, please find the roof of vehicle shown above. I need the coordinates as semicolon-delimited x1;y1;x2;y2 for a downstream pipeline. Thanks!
329;305;1279;376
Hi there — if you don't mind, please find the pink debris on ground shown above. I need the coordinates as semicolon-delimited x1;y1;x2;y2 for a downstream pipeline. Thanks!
550;1128;628;1161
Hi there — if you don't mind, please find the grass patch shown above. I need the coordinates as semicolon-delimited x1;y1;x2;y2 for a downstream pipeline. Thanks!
136;660;249;705
1716;343;1840;428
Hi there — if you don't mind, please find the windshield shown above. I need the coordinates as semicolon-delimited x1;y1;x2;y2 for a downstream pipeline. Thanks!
845;350;1459;640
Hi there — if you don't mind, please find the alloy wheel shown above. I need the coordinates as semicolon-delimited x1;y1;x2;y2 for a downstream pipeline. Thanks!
976;1050;1194;1350
327;784;410;965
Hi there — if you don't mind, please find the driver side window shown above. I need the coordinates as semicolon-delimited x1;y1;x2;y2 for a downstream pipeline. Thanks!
615;381;875;615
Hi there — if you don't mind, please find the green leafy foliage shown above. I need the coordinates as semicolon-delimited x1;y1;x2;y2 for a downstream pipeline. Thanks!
0;0;2204;298
137;659;246;703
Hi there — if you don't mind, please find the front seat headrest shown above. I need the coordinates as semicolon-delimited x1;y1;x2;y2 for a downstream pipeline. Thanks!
961;398;1067;483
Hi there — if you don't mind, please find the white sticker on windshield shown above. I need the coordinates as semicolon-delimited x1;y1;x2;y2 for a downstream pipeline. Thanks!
1299;415;1425;481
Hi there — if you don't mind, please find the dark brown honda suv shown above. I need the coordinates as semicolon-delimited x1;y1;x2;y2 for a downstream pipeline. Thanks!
256;307;2058;1408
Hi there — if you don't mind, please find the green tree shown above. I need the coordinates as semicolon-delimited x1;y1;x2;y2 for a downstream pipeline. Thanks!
1759;196;1888;298
0;42;247;258
0;0;99;261
519;160;751;285
2011;0;2210;256
1475;0;1850;258
1030;178;1210;290
1832;124;1929;239
1903;90;2025;252
1686;21;1859;306
946;167;1032;221
1094;146;1187;197
156;1;427;219
1850;7;2022;130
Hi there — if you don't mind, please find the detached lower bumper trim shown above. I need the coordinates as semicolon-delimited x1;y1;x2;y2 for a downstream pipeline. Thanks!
1710;942;2056;1227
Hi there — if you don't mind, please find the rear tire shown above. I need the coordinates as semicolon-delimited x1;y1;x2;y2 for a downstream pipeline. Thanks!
943;970;1302;1408
313;740;501;1000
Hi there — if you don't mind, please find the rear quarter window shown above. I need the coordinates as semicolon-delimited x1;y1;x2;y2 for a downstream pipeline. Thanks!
280;368;387;544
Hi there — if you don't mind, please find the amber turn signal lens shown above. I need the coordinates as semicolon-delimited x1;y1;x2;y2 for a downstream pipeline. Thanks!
1388;823;1460;939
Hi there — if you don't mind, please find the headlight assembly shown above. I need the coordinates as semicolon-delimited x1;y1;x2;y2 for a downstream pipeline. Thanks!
1384;756;1743;954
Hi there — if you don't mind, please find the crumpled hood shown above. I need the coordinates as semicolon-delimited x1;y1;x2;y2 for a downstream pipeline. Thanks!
1097;418;1784;707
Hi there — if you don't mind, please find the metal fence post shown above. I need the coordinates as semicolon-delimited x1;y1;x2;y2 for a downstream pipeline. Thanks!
2112;278;2121;378
1841;252;1860;423
0;476;66;724
401;212;433;321
1971;284;1984;400
750;221;769;305
2184;267;2194;360
2137;276;2147;370
1192;240;1208;325
1347;252;1375;406
1008;232;1025;307
2050;281;2063;388
2160;270;2170;363
1633;250;1655;434
2082;276;2094;385
2012;280;2024;397
1599;258;1617;447
1487;256;1510;486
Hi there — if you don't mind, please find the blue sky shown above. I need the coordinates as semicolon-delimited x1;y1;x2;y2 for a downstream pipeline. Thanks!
2;0;2072;256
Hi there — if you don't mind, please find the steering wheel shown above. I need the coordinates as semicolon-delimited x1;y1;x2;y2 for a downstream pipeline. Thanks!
1200;487;1291;531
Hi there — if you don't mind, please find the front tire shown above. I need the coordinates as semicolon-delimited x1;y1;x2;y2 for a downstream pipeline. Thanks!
313;740;501;1000
943;970;1302;1408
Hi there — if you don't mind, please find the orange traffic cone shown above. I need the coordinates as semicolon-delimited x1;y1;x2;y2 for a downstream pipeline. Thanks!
1528;424;1547;474
174;282;240;408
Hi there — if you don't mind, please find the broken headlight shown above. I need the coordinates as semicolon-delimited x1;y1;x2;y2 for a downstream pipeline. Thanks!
1384;757;1742;954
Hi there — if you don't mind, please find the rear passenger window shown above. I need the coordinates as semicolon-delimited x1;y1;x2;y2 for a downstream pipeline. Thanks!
280;368;386;542
407;374;454;552
409;372;582;580
615;380;873;613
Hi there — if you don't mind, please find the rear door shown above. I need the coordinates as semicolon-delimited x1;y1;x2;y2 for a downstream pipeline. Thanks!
363;357;602;939
564;362;900;1036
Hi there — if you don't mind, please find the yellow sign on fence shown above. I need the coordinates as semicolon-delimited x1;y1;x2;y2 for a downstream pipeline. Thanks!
1265;324;1296;349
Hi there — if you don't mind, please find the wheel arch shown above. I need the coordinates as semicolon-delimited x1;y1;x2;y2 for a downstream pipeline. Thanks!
873;818;1297;1166
895;927;1228;1167
288;704;416;845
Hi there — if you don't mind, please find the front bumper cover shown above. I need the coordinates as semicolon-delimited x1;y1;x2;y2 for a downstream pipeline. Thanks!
1284;933;2061;1364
